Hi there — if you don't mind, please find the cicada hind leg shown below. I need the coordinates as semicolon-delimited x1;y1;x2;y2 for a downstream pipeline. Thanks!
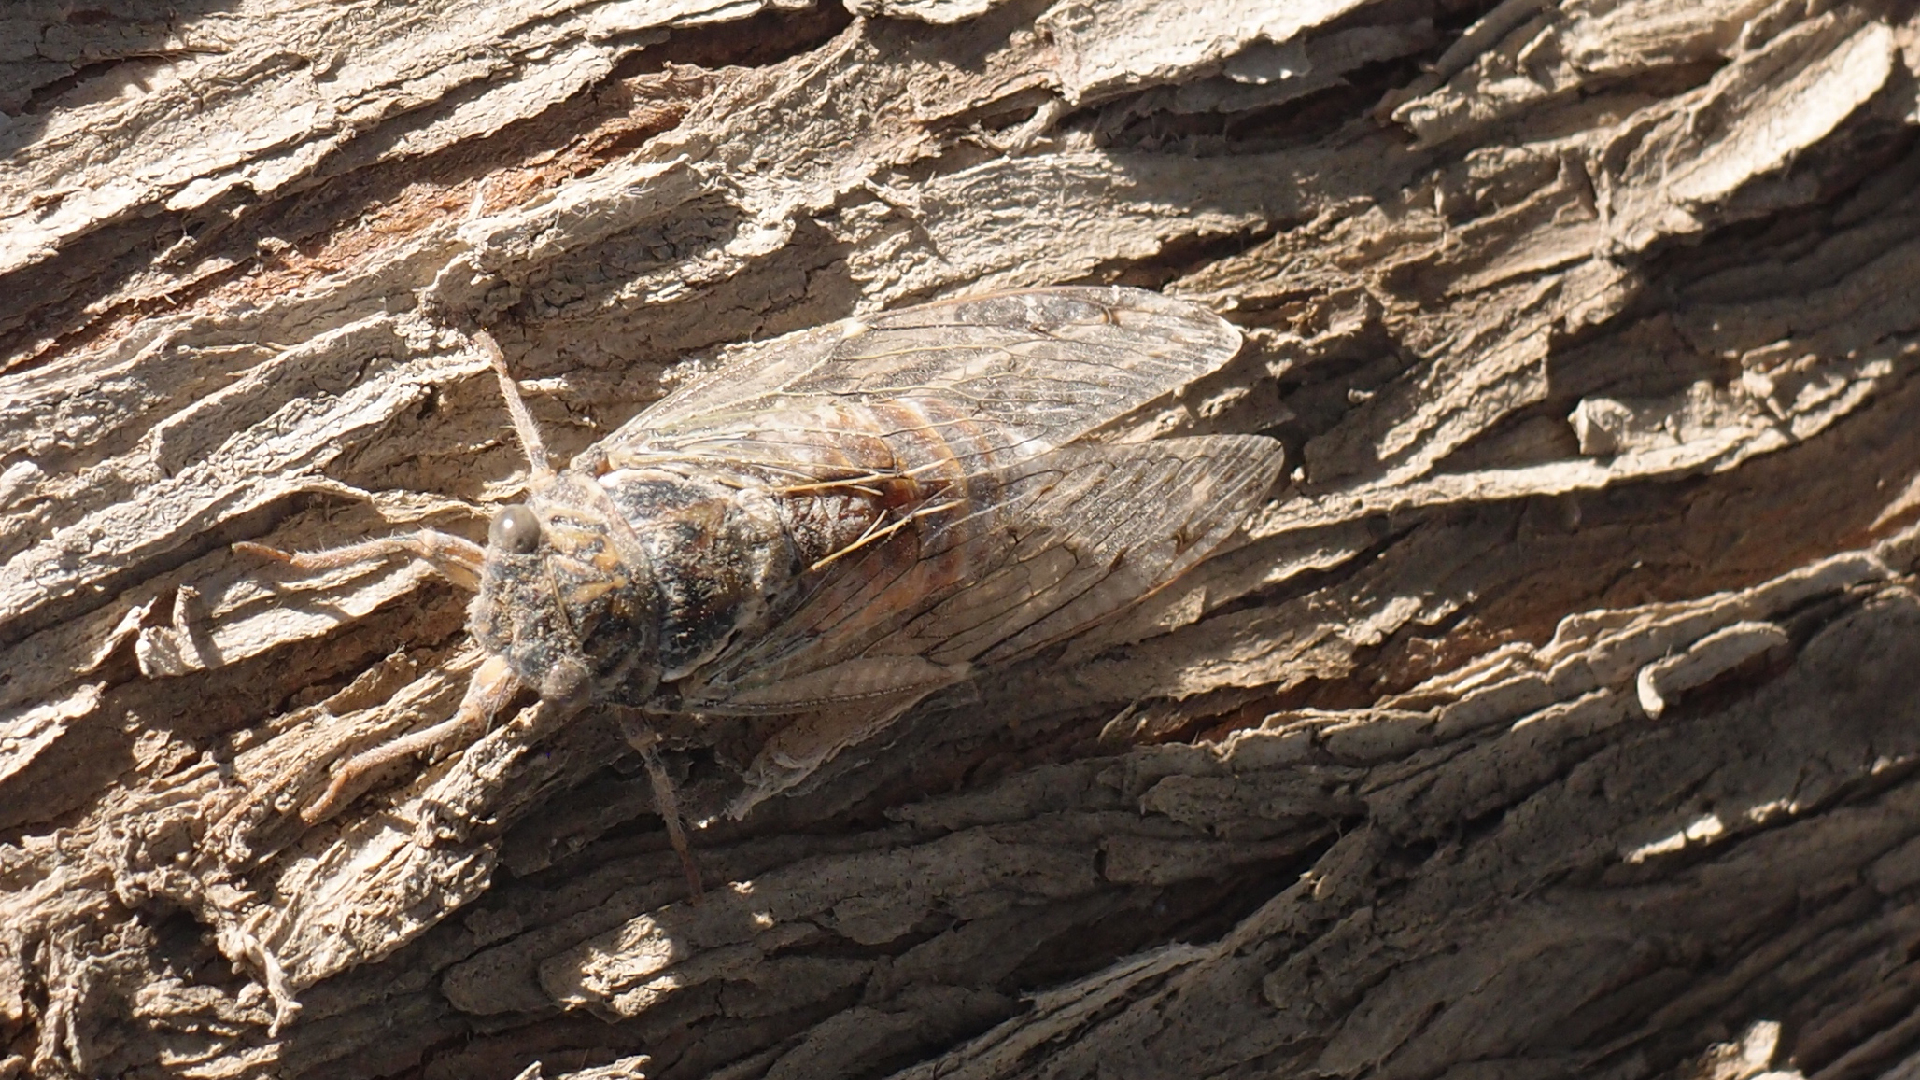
618;713;706;896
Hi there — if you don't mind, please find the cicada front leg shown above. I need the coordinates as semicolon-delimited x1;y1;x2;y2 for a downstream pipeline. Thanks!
234;528;487;591
235;528;500;822
301;654;521;824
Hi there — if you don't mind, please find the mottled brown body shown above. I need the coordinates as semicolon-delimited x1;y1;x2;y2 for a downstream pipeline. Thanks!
245;287;1285;870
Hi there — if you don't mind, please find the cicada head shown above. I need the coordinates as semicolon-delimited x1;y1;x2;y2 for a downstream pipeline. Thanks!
468;472;664;708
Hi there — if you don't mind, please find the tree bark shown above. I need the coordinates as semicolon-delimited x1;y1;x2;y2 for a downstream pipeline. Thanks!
5;0;1920;1077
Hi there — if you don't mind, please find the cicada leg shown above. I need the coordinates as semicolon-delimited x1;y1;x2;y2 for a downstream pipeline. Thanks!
618;713;704;897
473;328;556;481
301;654;521;823
235;529;487;592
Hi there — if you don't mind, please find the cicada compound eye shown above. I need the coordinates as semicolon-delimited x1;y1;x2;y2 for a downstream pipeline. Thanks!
489;504;542;555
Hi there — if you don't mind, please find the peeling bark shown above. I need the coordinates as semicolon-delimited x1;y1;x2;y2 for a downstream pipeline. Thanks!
5;0;1920;1077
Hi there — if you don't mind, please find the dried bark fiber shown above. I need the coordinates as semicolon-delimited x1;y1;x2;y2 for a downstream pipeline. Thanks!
5;0;1920;1077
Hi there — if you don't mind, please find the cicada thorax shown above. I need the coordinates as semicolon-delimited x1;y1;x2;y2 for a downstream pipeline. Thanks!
593;396;1025;701
593;468;787;686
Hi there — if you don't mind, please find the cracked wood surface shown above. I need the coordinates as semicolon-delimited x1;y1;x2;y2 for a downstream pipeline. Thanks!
5;0;1920;1077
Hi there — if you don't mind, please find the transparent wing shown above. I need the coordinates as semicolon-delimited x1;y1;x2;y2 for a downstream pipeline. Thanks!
619;287;1243;457
680;434;1284;712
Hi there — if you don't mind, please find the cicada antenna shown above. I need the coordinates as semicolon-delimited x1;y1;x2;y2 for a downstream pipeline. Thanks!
472;328;556;481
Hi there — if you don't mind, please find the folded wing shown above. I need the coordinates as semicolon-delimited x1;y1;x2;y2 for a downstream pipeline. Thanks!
681;434;1284;711
617;286;1244;462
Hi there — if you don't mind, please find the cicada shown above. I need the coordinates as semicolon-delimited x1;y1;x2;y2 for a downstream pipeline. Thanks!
242;287;1282;886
